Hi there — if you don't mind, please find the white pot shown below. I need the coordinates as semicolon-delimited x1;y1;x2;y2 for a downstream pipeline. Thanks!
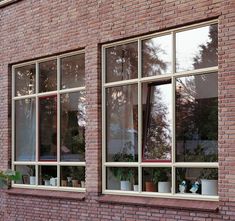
133;185;139;192
120;181;131;191
44;180;50;186
201;179;218;196
50;177;58;186
29;176;36;185
158;181;171;193
81;181;85;188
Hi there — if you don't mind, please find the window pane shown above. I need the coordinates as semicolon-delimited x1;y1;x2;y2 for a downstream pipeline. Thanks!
106;42;138;82
39;60;57;92
142;34;172;77
142;81;172;161
60;166;85;188
176;73;218;162
15;64;36;96
15;165;36;185
176;24;218;72
39;96;57;161
39;166;57;186
60;54;85;89
106;85;138;162
15;98;36;161
60;91;86;162
176;168;218;196
142;167;171;193
106;167;138;191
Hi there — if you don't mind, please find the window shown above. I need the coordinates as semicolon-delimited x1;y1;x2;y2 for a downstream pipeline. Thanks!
13;51;86;191
102;21;218;199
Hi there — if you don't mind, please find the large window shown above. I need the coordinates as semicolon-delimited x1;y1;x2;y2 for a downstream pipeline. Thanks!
13;51;86;191
102;21;218;199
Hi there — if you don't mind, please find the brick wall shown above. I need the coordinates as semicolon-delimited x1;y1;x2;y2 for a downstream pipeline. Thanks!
0;0;234;220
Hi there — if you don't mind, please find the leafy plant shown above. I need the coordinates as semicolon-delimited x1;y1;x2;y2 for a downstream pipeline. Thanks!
42;174;51;181
152;168;169;184
72;167;85;180
0;169;21;189
200;168;218;180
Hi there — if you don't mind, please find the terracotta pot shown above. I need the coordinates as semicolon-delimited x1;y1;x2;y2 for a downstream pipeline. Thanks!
145;181;156;192
72;180;79;187
61;180;67;187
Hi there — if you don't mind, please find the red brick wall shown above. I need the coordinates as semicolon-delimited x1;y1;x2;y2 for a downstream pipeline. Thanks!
0;0;234;220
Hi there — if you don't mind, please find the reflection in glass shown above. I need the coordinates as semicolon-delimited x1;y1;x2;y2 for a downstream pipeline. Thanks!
106;85;138;162
176;168;218;196
142;167;171;192
15;64;36;96
176;24;218;72
39;96;57;161
15;165;36;185
39;60;57;92
106;42;138;82
106;167;138;191
15;99;36;161
60;92;86;162
142;34;172;77
60;166;85;188
60;54;85;89
39;166;57;186
142;81;172;161
176;73;218;162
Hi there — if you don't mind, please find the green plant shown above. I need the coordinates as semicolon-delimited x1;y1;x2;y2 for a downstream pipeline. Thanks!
200;168;218;180
0;169;21;189
42;174;51;181
152;168;169;184
72;167;85;180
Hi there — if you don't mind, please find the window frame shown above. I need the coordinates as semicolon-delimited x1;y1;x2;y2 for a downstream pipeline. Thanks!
102;20;219;200
12;50;86;192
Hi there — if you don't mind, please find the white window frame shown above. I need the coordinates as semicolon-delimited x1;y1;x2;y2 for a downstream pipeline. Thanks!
0;0;17;7
12;50;86;192
102;20;219;200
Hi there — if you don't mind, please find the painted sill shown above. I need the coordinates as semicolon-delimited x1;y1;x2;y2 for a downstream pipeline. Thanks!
0;0;17;7
6;188;85;200
98;195;219;212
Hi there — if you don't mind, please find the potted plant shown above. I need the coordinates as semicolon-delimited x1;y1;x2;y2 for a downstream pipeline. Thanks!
42;174;51;186
200;169;218;196
71;167;85;188
0;169;21;189
61;173;67;187
27;165;36;185
152;168;171;193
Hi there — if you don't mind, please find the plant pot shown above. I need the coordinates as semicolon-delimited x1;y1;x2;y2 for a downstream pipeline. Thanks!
158;181;171;193
133;184;139;192
50;178;57;186
72;179;79;187
81;181;85;188
120;181;131;191
29;176;36;185
145;181;156;192
61;180;67;187
44;180;50;186
201;179;218;196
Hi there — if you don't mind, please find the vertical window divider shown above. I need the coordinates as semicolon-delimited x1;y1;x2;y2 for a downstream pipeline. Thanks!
57;57;60;187
102;46;107;193
138;39;142;193
35;61;39;186
172;31;176;195
11;66;15;184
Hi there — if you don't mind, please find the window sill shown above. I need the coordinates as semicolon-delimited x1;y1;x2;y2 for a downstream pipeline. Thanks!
0;0;18;7
98;195;219;212
6;188;85;200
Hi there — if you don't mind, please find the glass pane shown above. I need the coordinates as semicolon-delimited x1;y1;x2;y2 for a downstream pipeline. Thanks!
15;165;36;185
142;167;171;193
142;81;172;161
60;54;85;89
15;98;36;161
106;42;138;82
106;167;138;191
15;64;36;96
106;85;138;162
39;96;57;161
60;91;86;162
142;34;172;77
60;166;85;188
176;73;218;162
39;60;57;92
39;166;57;186
176;168;218;196
176;24;218;72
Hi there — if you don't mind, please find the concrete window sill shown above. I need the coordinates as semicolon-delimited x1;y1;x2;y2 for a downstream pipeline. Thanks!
98;195;219;212
6;188;85;200
0;0;18;8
